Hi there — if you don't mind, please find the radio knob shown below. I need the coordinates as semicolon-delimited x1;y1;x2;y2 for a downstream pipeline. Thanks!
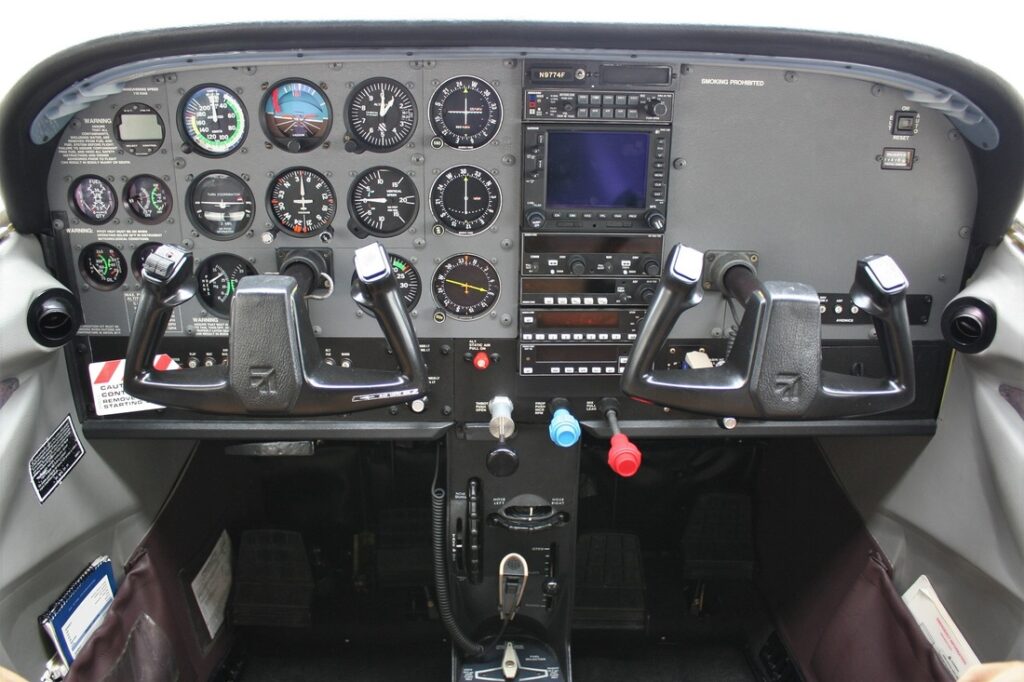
644;210;666;231
639;286;656;304
642;258;661;276
646;98;669;117
569;256;587;276
526;211;546;229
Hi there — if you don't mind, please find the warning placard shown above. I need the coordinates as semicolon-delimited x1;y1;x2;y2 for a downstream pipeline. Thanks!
29;415;85;503
88;355;179;416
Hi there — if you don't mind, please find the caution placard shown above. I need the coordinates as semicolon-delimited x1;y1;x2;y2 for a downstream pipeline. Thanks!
88;355;179;416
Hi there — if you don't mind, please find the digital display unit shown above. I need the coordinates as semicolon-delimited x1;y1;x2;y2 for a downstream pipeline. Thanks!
521;124;670;231
545;131;649;209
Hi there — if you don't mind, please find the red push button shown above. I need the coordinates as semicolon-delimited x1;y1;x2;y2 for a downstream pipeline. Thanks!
472;351;491;371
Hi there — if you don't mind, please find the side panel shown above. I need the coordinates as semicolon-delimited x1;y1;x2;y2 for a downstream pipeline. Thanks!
0;232;194;676
823;234;1024;661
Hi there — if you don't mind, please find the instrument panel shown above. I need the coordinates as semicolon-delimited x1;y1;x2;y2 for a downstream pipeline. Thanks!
39;47;982;432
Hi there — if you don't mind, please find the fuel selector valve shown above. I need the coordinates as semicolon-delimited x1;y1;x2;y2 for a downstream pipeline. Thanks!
547;398;581;448
599;398;642;477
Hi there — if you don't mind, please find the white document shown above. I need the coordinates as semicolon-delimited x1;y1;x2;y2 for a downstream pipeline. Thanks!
191;530;233;639
902;574;980;678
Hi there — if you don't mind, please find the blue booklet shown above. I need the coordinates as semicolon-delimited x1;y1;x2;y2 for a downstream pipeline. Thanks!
38;556;117;668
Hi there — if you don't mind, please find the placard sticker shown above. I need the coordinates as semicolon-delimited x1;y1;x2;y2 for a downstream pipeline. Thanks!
191;531;233;639
88;355;179;416
29;415;85;503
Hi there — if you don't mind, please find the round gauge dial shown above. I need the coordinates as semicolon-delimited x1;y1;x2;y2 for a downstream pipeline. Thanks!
345;77;417;152
131;242;163;280
124;175;173;224
432;253;500;319
430;166;501;235
70;176;117;224
262;79;332;152
352;254;422;314
79;243;127;290
180;85;247;156
196;253;257;318
268;168;337;236
187;171;255;239
114;102;165;156
429;76;502;150
347;167;419;237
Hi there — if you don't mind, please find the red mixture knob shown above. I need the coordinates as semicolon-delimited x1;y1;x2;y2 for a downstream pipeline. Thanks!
608;433;642;477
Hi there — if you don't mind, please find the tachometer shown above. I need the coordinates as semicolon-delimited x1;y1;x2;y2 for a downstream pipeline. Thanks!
124;175;172;224
187;171;255;239
79;243;127;290
196;253;257;318
430;166;501;235
432;253;500;319
180;85;247;156
345;77;417;152
268;168;337;237
347;167;419;237
352;254;422;314
69;176;117;225
429;76;502;150
262;79;332;152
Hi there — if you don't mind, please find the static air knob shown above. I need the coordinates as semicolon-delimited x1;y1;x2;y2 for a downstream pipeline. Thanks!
487;445;519;477
646;98;669;117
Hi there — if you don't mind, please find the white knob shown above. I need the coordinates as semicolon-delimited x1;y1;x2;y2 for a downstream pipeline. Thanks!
488;396;515;440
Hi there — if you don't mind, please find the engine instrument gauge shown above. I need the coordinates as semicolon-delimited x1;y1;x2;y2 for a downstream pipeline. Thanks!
131;242;163;280
432;253;500;319
79;243;127;290
196;253;257;318
429;76;502;149
352;254;422;314
114;102;165;156
262;79;332;152
430;166;501;235
268;168;337;236
347;167;419;237
124;175;173;224
187;171;255;239
345;77;417;152
69;176;117;224
180;85;247;156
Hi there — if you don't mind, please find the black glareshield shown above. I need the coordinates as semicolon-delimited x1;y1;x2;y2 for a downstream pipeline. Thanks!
621;244;916;420
124;242;427;415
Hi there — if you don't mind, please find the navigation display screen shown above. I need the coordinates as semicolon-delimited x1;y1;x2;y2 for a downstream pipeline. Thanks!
545;131;649;209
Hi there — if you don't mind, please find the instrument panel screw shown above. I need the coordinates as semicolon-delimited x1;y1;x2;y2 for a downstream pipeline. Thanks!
958;226;971;239
313;326;322;335
501;154;516;166
52;218;65;230
500;314;513;327
784;71;797;82
672;158;686;169
355;309;364;318
442;406;452;416
500;239;513;250
389;406;399;416
440;345;451;355
411;153;425;165
414;238;427;249
871;84;884;97
711;327;723;338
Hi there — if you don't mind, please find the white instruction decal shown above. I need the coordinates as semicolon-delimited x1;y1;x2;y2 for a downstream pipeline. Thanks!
902;574;980;678
191;531;232;639
29;415;85;503
88;355;179;416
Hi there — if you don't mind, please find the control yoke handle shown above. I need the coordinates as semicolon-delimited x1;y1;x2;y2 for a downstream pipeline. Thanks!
124;243;428;415
620;244;915;420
